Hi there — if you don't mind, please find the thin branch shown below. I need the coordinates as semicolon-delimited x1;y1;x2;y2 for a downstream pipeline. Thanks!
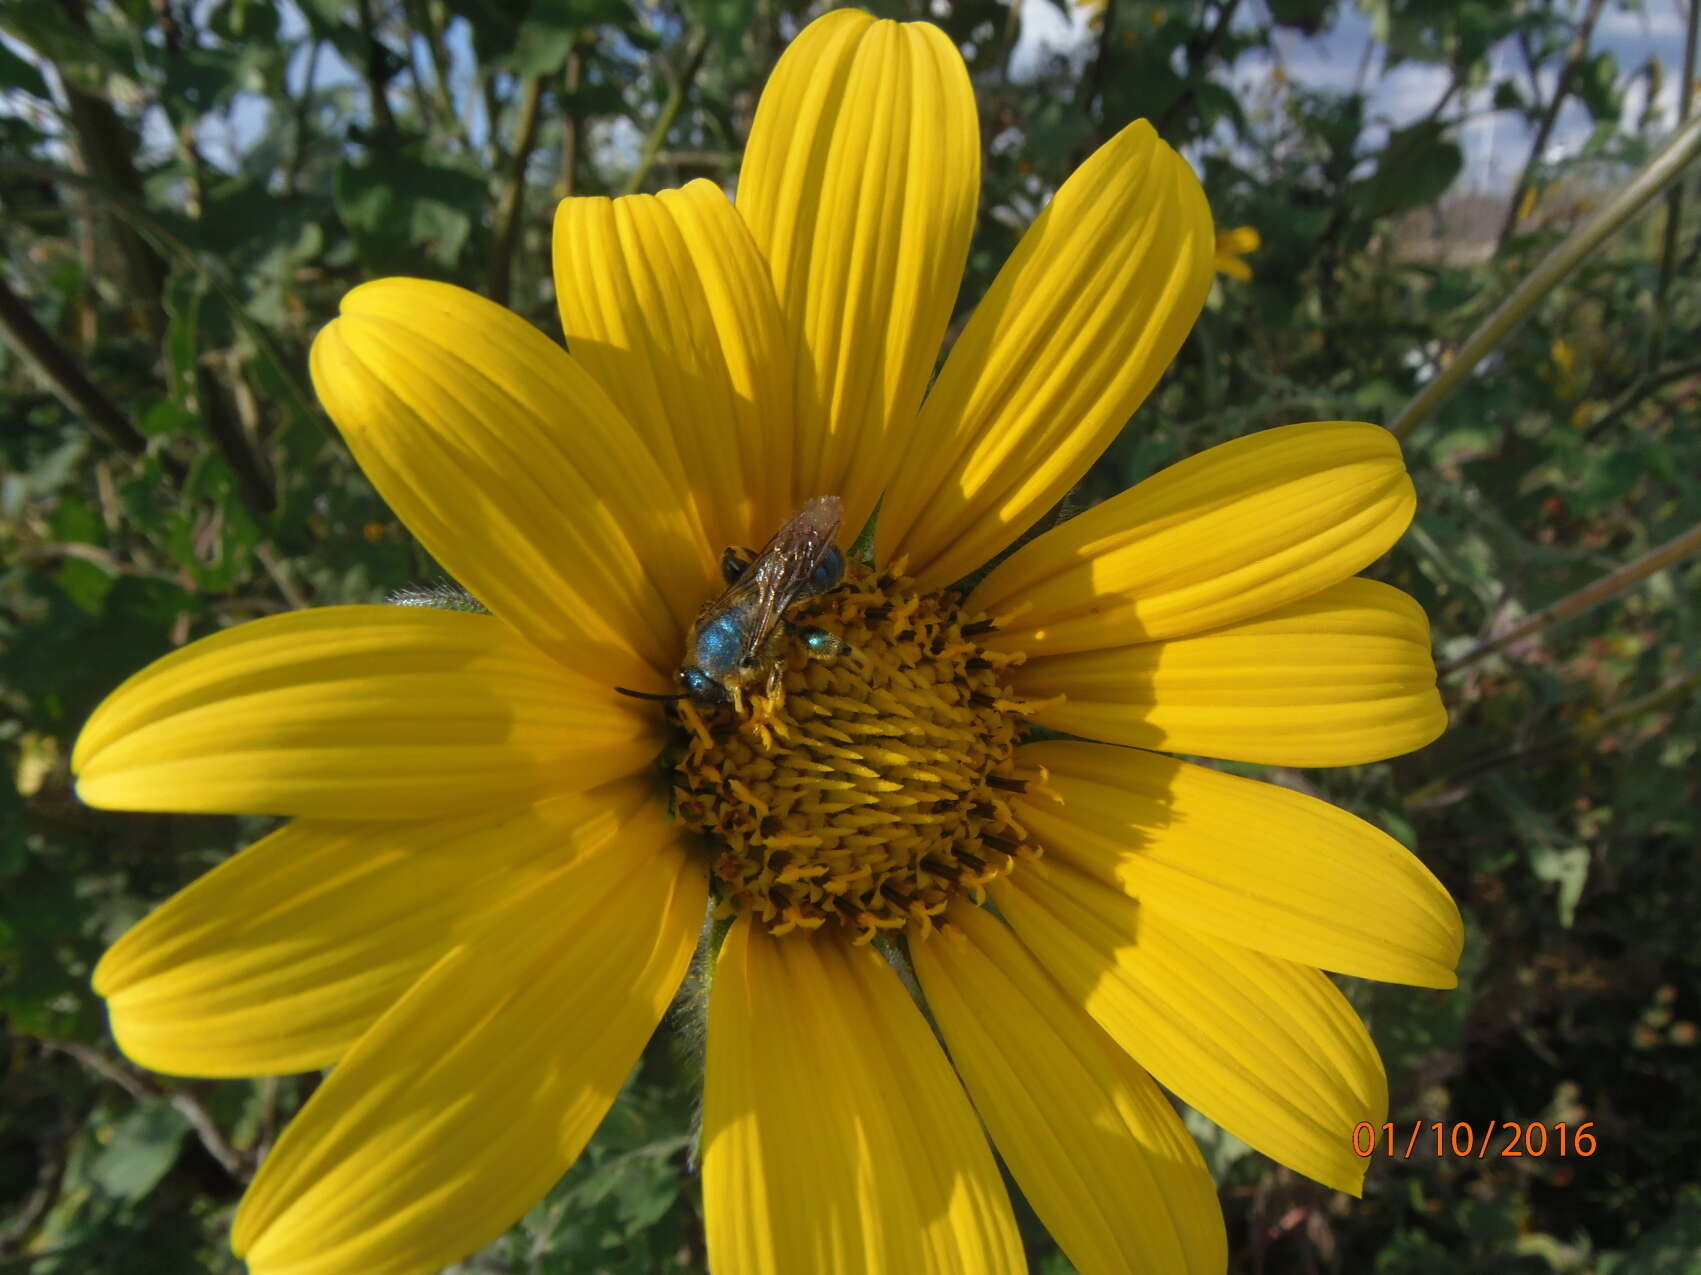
482;75;506;171
254;542;309;609
0;274;161;463
1079;0;1117;121
1431;669;1701;786
39;1039;248;1182
487;74;545;307
1580;354;1701;441
14;541;182;583
1390;110;1701;440
1649;0;1699;367
0;157;322;435
32;41;278;513
1498;0;1608;250
401;18;435;127
282;37;322;195
1154;0;1243;135
559;43;586;199
1441;523;1701;674
355;0;398;134
411;0;471;151
51;4;169;339
649;148;738;168
1351;29;1377;98
194;364;275;517
621;28;710;196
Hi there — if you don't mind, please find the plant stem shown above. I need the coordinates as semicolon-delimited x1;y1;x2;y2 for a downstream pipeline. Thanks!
487;74;545;307
560;43;586;199
1580;355;1701;442
0;157;322;436
413;0;472;151
1427;668;1701;789
0;273;171;468
51;0;169;339
1497;0;1607;250
1079;0;1117;121
622;28;710;196
355;0;399;135
1441;523;1701;674
1389;110;1701;441
282;38;322;195
39;1039;248;1181
1155;0;1243;136
1648;0;1699;369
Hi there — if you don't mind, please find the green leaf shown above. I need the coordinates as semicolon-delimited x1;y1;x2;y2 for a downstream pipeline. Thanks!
1349;121;1463;219
1265;0;1330;35
684;0;755;56
1573;49;1620;123
0;37;51;98
88;1101;192;1203
209;0;281;42
1492;78;1526;113
513;0;633;76
333;149;489;272
162;269;205;408
1600;1187;1701;1273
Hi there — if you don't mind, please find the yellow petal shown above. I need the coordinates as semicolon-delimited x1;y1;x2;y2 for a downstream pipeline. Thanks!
1016;577;1446;766
1214;254;1254;282
1016;741;1462;987
738;10;980;541
1217;225;1261;256
880;120;1215;589
553;181;799;548
72;607;659;817
314;277;715;683
93;779;652;1077
993;859;1387;1196
703;921;1024;1275
1214;225;1260;280
912;901;1227;1275
973;422;1416;652
232;805;705;1275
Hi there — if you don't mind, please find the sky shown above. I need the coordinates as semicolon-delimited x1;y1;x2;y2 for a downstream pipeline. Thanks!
4;0;1695;193
1012;0;1695;189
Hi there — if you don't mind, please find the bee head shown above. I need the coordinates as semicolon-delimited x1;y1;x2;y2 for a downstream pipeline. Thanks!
679;668;731;707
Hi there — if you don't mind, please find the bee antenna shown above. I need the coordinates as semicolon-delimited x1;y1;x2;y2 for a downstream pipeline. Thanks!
614;684;690;702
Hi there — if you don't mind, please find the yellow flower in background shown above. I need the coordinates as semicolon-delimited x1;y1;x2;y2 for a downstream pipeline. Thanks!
1215;223;1261;280
75;10;1459;1275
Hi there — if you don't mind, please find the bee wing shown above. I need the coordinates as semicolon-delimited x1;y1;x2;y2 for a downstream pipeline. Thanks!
717;496;842;667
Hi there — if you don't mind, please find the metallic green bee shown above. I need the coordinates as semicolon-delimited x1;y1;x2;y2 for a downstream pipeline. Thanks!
618;496;848;709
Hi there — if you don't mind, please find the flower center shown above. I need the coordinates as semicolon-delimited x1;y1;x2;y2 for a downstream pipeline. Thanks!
672;559;1042;944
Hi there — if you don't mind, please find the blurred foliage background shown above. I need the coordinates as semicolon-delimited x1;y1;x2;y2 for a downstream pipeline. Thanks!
3;0;1700;1270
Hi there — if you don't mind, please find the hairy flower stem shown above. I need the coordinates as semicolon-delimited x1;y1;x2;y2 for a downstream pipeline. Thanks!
1391;111;1701;442
1442;523;1701;674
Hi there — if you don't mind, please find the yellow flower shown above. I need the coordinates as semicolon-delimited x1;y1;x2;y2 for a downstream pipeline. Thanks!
1214;224;1261;280
75;11;1459;1275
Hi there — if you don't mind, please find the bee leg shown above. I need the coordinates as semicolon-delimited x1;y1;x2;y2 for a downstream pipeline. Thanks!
764;662;785;703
